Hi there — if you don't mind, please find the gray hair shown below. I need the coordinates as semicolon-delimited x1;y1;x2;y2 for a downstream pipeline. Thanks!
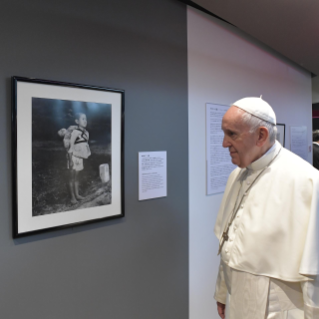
241;112;277;143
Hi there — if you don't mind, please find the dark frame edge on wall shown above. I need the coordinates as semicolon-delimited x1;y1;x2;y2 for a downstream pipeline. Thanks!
11;76;125;238
11;77;18;238
276;123;285;147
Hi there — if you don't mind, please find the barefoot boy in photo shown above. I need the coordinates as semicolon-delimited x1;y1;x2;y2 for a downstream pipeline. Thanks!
67;113;91;204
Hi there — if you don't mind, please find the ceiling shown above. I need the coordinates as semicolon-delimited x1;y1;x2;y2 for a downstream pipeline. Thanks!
184;0;319;76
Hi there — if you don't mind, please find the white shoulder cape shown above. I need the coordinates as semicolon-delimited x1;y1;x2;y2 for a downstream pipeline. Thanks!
214;146;319;281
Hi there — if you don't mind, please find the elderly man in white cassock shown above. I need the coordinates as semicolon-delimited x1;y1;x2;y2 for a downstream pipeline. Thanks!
214;97;319;319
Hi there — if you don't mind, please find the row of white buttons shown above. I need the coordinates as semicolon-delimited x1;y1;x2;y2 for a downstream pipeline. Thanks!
222;174;251;264
222;199;245;256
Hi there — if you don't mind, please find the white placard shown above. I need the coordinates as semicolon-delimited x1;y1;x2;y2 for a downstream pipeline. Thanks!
206;103;236;195
290;126;308;160
138;151;167;201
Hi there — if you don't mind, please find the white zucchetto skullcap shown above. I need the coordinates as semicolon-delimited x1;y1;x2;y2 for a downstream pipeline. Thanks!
231;96;276;125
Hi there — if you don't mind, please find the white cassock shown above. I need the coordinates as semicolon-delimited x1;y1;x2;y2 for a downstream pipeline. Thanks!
214;141;319;319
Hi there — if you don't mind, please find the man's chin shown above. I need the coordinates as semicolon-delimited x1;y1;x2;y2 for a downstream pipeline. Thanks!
232;159;244;168
230;157;238;165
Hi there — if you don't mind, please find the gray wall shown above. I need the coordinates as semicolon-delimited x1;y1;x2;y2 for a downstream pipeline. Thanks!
0;1;188;318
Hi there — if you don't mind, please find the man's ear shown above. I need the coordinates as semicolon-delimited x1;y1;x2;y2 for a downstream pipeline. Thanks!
256;127;269;146
75;119;79;125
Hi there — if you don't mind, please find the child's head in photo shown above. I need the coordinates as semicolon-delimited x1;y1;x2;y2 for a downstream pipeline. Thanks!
75;113;87;128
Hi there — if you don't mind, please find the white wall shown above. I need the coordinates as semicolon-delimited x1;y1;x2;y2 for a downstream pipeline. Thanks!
188;7;312;319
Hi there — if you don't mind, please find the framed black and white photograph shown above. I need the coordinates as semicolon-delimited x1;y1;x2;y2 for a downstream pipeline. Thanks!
12;76;124;237
276;123;285;147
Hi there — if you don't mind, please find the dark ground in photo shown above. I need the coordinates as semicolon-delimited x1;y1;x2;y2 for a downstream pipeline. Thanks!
32;141;112;216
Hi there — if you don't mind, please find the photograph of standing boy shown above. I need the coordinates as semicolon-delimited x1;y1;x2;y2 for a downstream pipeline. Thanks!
67;113;90;204
32;98;112;216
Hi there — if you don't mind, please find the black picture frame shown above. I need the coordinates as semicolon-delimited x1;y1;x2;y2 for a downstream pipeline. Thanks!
12;76;125;238
276;123;285;147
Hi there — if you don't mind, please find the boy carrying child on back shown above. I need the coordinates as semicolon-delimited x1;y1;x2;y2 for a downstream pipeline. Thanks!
58;113;91;204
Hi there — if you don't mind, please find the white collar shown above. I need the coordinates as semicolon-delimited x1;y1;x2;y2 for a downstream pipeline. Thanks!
247;141;281;172
313;142;319;146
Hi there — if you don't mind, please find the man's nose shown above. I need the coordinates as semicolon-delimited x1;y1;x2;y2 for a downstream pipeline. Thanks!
222;136;230;148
